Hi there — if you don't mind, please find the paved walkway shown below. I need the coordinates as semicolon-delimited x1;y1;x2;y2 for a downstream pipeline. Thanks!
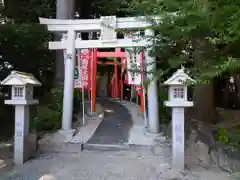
0;149;235;180
87;99;133;145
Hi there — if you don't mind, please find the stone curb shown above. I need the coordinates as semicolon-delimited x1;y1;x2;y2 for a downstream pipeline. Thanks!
38;142;155;154
84;143;154;152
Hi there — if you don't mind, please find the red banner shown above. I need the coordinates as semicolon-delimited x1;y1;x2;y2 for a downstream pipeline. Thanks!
136;52;145;96
74;49;91;89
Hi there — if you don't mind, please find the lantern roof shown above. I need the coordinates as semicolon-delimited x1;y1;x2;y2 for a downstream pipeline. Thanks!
1;71;42;86
164;66;195;85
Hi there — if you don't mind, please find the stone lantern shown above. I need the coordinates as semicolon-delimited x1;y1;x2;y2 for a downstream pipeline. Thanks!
164;67;195;169
1;71;42;164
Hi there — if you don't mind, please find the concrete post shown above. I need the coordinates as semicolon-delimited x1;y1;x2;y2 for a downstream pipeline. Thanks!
14;105;29;164
144;29;159;134
172;107;185;169
61;30;76;132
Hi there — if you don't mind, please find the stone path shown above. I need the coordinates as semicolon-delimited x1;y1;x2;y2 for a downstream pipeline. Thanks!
0;149;235;180
87;99;133;145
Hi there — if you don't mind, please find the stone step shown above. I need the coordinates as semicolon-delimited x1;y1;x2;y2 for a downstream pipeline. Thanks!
154;135;167;142
83;143;153;152
155;138;171;145
39;143;84;154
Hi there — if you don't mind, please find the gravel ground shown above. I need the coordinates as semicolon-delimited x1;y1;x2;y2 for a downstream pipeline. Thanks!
0;149;236;180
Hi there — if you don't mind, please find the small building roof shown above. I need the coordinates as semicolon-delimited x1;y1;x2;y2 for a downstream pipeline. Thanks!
164;67;196;85
1;71;42;86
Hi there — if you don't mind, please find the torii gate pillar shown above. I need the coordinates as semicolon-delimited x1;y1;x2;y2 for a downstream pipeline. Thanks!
62;30;76;132
145;29;159;133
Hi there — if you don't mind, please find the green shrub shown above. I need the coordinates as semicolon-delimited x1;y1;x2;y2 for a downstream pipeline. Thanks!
30;106;61;131
30;87;83;132
47;87;64;112
216;126;229;144
30;88;63;132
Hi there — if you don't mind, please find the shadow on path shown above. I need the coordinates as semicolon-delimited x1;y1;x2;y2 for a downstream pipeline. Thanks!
87;99;132;145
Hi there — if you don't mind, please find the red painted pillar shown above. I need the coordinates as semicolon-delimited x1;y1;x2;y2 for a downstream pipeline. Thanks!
119;76;123;100
111;76;115;98
114;64;119;98
91;49;97;112
140;89;144;112
140;52;145;112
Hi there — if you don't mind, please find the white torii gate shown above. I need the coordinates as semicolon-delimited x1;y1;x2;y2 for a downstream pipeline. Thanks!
39;16;160;134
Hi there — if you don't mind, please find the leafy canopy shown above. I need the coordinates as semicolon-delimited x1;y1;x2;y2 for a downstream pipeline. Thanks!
124;0;240;82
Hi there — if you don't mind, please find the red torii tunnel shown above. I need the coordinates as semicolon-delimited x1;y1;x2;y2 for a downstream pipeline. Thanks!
89;48;145;113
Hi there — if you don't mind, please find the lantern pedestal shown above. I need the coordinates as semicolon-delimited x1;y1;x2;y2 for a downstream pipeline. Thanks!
172;108;184;169
165;101;193;170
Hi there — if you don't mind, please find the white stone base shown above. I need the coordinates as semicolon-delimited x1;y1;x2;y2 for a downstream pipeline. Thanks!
58;129;75;134
143;127;165;137
58;129;75;142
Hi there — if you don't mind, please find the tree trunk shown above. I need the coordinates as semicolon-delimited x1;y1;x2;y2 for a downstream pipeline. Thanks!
194;84;216;122
193;39;216;123
55;0;75;86
57;0;75;18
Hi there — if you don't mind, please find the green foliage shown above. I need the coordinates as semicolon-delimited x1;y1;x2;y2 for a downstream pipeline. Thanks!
31;88;64;131
0;23;54;80
216;126;229;144
125;0;240;82
30;88;83;132
2;0;129;22
93;0;134;16
30;106;61;131
48;88;64;112
3;0;55;22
